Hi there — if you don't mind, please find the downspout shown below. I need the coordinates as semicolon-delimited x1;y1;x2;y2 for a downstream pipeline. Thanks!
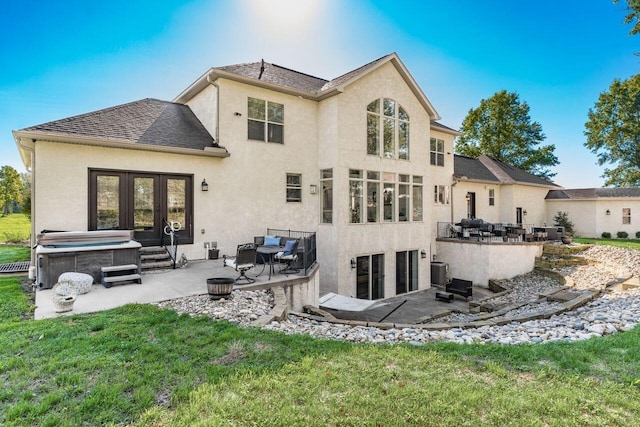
17;137;36;278
206;74;220;143
450;178;459;224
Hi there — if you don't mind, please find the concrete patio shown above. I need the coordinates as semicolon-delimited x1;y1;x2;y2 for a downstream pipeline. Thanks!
34;258;304;320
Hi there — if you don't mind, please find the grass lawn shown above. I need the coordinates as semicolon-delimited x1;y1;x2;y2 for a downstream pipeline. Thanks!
575;237;640;251
0;246;30;264
0;213;30;243
1;275;639;426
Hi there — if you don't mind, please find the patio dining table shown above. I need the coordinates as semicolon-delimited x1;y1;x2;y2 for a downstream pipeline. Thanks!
256;245;285;279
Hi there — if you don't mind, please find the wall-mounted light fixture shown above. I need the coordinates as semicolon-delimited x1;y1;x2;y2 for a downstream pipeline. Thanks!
350;258;356;269
465;193;470;201
606;209;611;215
201;179;209;192
309;184;317;194
234;112;242;116
421;249;427;259
523;209;528;216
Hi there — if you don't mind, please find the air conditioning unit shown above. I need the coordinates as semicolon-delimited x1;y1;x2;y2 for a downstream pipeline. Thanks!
430;262;449;286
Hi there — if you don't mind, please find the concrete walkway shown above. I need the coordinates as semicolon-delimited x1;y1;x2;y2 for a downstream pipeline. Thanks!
34;259;288;320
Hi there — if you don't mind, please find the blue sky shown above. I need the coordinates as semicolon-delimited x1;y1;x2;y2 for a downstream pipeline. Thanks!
1;0;637;188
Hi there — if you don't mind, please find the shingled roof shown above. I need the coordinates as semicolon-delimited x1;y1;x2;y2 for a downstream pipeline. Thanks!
19;98;216;150
175;53;442;120
454;154;558;187
215;61;329;94
546;188;640;199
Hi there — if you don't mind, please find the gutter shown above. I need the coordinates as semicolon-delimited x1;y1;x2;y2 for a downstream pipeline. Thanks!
206;73;220;142
12;130;229;158
14;135;37;274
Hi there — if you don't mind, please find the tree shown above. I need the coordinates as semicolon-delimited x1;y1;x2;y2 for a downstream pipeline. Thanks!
0;166;22;216
615;0;640;36
455;90;559;179
584;73;640;187
20;173;31;220
553;211;575;236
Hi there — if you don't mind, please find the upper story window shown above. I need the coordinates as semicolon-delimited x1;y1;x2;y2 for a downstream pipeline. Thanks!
286;173;302;202
367;98;410;159
430;137;445;166
248;97;284;143
623;208;631;224
489;189;495;206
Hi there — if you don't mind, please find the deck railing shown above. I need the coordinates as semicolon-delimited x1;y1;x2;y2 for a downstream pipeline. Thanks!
266;228;317;274
436;222;539;242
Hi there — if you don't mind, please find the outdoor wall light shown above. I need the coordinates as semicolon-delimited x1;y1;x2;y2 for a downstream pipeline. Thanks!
421;249;427;259
350;258;356;269
523;209;528;216
606;209;611;215
201;179;209;192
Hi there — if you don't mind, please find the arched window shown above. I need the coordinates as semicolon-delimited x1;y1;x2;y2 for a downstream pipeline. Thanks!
367;98;410;159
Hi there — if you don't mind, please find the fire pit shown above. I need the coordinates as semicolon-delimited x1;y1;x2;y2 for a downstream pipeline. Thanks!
207;277;235;300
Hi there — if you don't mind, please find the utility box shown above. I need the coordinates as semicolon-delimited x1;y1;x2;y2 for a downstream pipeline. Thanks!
431;261;448;286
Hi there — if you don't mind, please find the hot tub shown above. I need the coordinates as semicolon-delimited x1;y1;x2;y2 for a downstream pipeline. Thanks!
36;230;141;289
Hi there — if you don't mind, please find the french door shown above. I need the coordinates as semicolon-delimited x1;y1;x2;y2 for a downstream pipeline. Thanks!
89;169;193;246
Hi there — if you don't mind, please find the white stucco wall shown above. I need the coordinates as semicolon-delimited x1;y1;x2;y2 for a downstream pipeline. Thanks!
546;198;640;238
436;240;544;286
327;61;434;298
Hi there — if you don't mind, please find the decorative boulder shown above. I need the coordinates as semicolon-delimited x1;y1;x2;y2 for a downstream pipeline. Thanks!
57;272;94;295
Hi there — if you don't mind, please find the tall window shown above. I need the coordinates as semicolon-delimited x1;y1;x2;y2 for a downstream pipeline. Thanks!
383;172;395;222
367;98;410;159
357;254;384;300
430;137;445;166
248;97;284;143
396;250;418;295
489;189;495;206
412;176;423;221
286;173;302;202
623;208;631;224
367;171;380;223
320;169;333;224
398;174;410;222
349;169;363;223
434;185;450;205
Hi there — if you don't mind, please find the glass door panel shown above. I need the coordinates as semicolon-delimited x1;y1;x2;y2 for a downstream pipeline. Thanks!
372;254;384;299
134;177;155;231
167;178;186;226
356;256;370;300
96;175;120;229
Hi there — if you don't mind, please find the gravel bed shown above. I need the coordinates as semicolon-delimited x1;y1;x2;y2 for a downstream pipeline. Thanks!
154;246;640;345
153;290;274;326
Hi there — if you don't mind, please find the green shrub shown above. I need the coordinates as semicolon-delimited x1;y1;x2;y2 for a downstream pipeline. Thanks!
602;232;612;239
553;211;575;236
636;231;640;239
3;231;28;244
617;231;629;239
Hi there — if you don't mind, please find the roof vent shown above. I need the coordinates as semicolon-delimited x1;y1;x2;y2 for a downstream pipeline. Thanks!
259;59;265;79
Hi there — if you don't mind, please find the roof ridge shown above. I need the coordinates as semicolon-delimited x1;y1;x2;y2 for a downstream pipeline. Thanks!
478;155;516;183
321;53;396;91
269;62;329;83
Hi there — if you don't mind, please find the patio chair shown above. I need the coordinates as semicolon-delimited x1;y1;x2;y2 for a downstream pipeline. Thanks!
275;239;299;275
223;243;257;284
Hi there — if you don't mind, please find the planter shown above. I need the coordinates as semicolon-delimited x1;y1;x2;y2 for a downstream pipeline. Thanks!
52;284;77;312
207;277;235;300
561;236;573;245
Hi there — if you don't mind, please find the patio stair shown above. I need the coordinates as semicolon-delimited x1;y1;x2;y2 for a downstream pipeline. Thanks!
140;246;174;272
